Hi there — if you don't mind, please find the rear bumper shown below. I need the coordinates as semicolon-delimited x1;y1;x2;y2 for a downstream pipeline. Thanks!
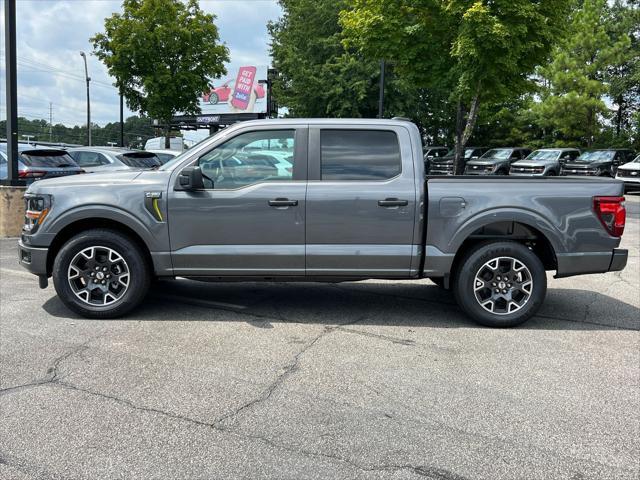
555;249;627;278
18;241;49;276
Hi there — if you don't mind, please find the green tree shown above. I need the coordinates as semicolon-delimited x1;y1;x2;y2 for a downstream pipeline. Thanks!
268;0;385;118
92;0;229;148
536;0;632;146
341;0;571;172
605;0;640;140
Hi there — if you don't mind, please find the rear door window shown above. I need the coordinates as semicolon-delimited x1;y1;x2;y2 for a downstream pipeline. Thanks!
20;150;78;168
320;130;401;181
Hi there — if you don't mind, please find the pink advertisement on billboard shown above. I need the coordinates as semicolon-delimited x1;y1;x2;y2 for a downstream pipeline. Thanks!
198;65;268;115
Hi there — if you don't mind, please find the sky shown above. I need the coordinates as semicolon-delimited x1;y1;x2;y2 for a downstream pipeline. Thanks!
0;0;282;140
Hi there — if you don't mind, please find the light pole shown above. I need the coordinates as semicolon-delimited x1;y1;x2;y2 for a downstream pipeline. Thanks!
80;51;91;146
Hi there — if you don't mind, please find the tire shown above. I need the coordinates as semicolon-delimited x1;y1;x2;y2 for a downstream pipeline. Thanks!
52;229;151;318
496;169;508;176
453;241;546;327
208;92;219;105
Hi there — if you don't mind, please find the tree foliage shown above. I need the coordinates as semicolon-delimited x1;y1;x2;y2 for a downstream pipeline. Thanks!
340;0;572;172
91;0;229;146
1;116;158;148
535;0;632;146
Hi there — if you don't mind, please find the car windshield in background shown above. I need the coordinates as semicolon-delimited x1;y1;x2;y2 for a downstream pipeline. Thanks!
153;152;177;164
118;153;162;168
443;149;477;158
526;150;561;161
20;150;76;167
578;151;615;162
482;149;512;159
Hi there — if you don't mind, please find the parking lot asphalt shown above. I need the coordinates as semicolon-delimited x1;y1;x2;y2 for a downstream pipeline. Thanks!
0;194;638;480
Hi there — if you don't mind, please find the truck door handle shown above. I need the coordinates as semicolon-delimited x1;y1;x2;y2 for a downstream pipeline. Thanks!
378;198;408;207
268;198;298;207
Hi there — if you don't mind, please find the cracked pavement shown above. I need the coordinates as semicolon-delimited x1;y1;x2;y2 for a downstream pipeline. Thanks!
0;195;638;480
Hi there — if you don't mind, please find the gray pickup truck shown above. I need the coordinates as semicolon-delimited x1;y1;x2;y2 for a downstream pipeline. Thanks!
18;119;628;327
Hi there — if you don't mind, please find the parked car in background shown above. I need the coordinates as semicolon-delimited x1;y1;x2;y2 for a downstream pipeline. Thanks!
0;143;83;183
428;147;489;175
561;149;636;177
464;148;532;175
510;148;581;176
423;146;449;172
616;154;640;191
145;149;181;164
67;147;162;173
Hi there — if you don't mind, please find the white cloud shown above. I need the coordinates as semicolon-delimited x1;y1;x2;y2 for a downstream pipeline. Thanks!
0;0;281;129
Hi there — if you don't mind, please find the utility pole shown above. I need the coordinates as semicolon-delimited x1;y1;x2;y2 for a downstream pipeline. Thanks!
80;51;91;146
4;0;19;185
378;59;385;119
49;102;53;142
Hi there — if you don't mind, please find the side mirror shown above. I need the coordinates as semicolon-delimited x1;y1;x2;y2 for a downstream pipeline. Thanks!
178;166;204;190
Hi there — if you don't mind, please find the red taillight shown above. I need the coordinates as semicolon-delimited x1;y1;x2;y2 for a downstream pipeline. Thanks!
18;170;46;178
593;196;626;237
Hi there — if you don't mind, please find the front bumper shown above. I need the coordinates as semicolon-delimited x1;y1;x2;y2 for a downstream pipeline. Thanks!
18;241;49;276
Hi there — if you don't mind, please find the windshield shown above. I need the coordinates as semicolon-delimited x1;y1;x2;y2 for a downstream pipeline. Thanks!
526;150;561;161
444;148;479;158
631;155;640;163
482;149;512;159
577;151;615;162
153;152;177;164
160;134;221;170
20;150;78;168
118;153;162;169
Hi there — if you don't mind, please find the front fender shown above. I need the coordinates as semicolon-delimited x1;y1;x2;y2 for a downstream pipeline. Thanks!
44;204;168;252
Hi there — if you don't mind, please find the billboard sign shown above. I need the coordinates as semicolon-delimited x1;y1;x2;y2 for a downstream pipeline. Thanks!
198;65;268;115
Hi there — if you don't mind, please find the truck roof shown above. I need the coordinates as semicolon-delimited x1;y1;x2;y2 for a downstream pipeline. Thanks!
233;118;417;127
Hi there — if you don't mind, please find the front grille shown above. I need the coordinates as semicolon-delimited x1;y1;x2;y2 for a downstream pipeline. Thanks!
511;167;544;174
429;166;454;175
563;168;596;176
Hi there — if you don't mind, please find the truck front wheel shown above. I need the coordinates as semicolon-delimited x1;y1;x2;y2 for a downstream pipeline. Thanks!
453;241;546;327
52;229;151;318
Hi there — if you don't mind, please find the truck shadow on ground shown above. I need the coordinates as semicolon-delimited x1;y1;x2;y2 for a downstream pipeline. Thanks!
42;279;640;331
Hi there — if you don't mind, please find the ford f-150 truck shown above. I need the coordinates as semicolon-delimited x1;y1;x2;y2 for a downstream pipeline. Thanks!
18;119;628;327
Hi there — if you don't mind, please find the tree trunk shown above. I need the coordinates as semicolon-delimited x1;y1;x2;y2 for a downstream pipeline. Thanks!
615;96;624;137
453;101;466;175
164;126;171;149
453;85;481;175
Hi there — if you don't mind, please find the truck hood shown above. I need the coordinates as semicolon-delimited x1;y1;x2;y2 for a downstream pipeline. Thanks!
563;160;610;168
512;159;557;167
465;159;501;167
618;163;640;171
26;170;146;194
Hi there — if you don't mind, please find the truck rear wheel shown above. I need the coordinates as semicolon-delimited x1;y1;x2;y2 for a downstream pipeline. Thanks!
453;241;546;327
52;229;151;318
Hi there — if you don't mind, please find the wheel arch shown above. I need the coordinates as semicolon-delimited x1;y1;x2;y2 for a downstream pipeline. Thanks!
447;218;558;287
46;216;153;276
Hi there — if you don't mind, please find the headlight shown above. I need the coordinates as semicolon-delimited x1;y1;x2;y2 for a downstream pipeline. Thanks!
24;194;52;233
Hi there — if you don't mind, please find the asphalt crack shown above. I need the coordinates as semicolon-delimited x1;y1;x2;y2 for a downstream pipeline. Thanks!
0;336;97;397
214;315;367;427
